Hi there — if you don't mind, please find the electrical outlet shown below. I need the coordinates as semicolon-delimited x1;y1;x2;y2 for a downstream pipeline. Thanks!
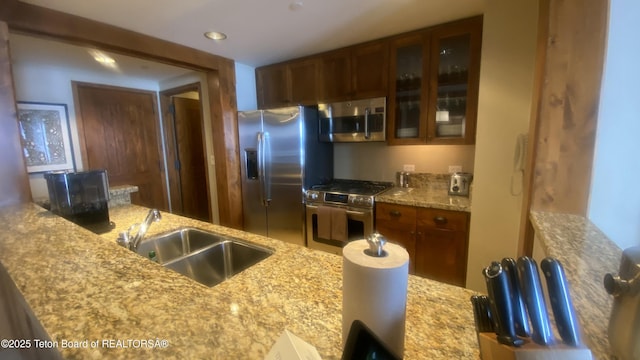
403;164;415;172
449;165;462;173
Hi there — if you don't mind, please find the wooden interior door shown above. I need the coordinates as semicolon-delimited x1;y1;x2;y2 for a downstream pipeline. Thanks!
73;82;168;210
171;96;210;221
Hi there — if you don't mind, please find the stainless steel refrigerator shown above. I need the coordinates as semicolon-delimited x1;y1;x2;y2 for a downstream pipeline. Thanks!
238;106;333;246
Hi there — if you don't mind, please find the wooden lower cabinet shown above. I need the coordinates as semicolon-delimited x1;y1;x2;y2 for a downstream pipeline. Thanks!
375;203;470;287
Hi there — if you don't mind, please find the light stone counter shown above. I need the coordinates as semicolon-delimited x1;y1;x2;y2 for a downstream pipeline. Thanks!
0;203;480;359
376;187;471;212
376;173;471;212
108;185;139;208
530;211;623;360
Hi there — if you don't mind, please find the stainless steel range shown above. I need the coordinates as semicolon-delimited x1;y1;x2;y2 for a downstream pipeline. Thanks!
305;179;393;255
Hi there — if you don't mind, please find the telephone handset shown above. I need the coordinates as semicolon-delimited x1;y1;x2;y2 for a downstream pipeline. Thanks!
511;133;528;196
513;133;528;172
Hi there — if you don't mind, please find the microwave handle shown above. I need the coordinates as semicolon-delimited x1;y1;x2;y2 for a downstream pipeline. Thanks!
364;107;371;139
328;105;334;138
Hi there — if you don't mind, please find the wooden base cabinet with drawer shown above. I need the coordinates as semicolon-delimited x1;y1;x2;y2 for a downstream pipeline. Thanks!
375;203;470;287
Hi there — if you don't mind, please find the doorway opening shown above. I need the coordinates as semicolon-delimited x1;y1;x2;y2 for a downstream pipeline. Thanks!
160;83;212;222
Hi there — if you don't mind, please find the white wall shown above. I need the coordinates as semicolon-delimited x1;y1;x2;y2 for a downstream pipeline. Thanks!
12;61;161;200
334;143;475;182
466;0;538;291
235;62;257;111
589;0;640;250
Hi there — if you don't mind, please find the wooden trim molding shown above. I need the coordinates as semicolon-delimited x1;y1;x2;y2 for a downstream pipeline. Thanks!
518;0;551;257
0;21;32;206
0;3;243;228
518;0;609;256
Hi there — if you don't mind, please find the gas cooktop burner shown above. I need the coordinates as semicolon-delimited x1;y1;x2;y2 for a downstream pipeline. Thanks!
306;179;393;209
310;179;393;196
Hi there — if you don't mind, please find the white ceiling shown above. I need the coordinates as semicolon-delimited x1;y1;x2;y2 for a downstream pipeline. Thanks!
15;0;483;70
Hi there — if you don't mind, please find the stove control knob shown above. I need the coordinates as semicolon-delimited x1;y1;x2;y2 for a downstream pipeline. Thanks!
307;191;319;201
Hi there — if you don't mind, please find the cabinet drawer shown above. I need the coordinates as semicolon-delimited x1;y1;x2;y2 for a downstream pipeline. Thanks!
376;203;416;226
417;208;469;231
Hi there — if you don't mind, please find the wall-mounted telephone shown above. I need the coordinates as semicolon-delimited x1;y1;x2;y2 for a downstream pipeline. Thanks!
511;133;528;196
514;133;528;172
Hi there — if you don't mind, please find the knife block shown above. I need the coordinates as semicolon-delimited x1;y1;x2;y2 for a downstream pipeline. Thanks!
478;333;592;360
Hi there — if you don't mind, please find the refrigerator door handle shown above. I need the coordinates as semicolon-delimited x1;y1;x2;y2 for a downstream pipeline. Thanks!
257;132;266;206
364;107;371;139
263;131;272;206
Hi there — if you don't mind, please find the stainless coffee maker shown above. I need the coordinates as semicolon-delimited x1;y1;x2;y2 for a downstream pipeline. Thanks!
44;170;114;234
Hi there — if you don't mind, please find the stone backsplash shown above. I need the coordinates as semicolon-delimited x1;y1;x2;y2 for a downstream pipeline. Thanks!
397;172;473;200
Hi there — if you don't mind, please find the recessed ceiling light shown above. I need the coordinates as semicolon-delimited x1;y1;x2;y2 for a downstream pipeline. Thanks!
88;49;116;67
204;31;227;41
289;1;304;11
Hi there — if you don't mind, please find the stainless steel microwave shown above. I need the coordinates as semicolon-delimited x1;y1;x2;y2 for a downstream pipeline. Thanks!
318;97;386;142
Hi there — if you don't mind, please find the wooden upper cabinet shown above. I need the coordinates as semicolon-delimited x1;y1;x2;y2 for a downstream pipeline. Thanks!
255;15;482;144
256;63;289;108
387;31;430;145
319;40;389;102
288;58;320;105
426;16;482;145
351;41;389;98
256;58;320;109
319;48;352;102
387;16;482;145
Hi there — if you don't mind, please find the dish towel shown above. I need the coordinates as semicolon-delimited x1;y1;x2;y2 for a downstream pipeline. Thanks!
316;206;348;242
317;205;332;240
330;207;348;243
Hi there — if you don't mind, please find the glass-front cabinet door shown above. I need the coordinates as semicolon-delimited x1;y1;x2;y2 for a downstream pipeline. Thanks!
387;16;482;145
387;32;430;145
427;17;482;144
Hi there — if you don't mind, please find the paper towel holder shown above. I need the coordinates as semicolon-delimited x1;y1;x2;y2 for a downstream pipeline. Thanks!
365;232;388;257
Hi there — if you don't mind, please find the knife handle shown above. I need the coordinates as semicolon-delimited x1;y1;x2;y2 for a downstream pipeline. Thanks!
502;258;531;337
517;256;554;345
471;295;495;333
483;261;524;347
540;257;582;347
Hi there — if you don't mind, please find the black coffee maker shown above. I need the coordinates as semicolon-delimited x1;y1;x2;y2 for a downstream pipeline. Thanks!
44;170;114;234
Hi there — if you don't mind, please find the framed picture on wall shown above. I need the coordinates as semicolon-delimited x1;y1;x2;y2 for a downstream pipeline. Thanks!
16;102;76;173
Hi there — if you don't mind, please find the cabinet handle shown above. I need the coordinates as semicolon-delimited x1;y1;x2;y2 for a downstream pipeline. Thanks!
433;216;448;225
389;210;401;217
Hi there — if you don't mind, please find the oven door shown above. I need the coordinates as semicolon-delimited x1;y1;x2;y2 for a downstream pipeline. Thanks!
305;203;374;255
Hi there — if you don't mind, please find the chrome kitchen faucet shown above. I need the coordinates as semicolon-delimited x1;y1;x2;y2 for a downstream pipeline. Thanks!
117;209;162;251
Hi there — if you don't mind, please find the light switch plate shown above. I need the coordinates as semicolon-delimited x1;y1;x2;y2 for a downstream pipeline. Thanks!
403;164;415;172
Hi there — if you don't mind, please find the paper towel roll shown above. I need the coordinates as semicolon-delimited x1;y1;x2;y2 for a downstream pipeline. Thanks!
342;239;409;357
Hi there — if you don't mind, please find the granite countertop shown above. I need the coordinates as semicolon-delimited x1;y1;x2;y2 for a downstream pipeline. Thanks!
375;173;471;212
376;187;472;212
0;203;480;359
530;211;623;360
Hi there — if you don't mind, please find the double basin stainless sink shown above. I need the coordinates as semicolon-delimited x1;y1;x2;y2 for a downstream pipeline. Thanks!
136;227;273;287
